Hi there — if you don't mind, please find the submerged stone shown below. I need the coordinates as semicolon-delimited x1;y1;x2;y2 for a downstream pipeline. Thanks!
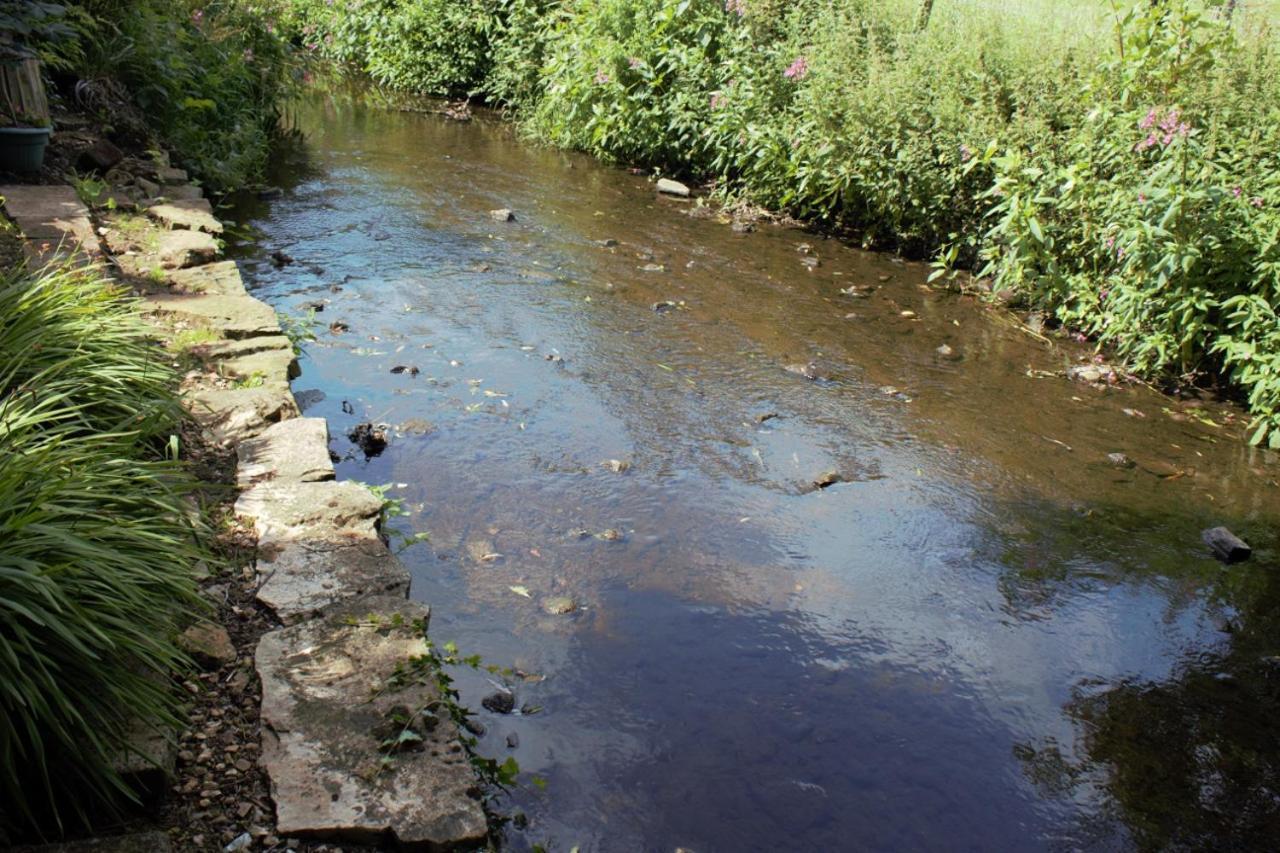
656;178;691;197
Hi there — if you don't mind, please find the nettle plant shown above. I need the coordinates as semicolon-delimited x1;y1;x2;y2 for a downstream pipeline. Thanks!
975;0;1280;446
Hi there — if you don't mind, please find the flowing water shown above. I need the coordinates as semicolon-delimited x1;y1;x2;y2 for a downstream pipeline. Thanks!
231;94;1280;851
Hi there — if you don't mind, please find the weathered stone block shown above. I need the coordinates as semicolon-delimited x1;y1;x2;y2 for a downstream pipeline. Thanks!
256;538;410;624
156;229;219;269
255;597;486;849
188;384;299;444
237;417;334;487
167;259;249;297
141;292;281;339
235;481;383;544
145;199;222;234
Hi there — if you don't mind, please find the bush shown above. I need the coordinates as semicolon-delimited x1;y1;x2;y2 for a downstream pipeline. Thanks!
270;0;1280;445
0;263;205;834
57;0;295;193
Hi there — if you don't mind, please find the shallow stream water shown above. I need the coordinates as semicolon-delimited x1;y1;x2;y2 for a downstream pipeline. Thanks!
231;94;1280;851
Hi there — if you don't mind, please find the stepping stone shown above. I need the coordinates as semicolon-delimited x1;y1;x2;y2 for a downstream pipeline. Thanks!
235;480;383;545
156;166;188;184
188;384;299;444
145;199;222;234
198;334;293;359
156;229;219;269
1;184;99;253
159;184;203;202
141;291;281;338
237;417;335;487
215;345;300;385
168;259;250;296
255;538;410;624
255;597;487;848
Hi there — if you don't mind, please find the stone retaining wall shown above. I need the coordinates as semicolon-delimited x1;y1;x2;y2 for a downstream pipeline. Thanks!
2;173;486;850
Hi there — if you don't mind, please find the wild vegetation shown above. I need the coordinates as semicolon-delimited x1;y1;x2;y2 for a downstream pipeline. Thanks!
18;0;294;192
276;0;1280;446
0;261;206;835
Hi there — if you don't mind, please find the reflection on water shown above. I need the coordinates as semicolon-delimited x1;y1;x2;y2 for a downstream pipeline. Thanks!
230;92;1280;851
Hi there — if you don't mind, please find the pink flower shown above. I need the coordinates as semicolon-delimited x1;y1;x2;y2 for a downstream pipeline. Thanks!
1138;192;1146;203
594;70;610;85
710;92;726;110
628;57;642;69
959;143;972;162
1251;197;1265;208
784;56;809;80
1139;108;1158;130
192;8;204;25
243;48;255;63
1233;186;1243;197
725;0;746;15
1105;235;1116;249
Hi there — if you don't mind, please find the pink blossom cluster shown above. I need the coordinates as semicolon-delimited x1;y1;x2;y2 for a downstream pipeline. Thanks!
784;56;809;80
710;92;726;110
594;69;611;85
628;57;643;69
1135;107;1191;151
725;0;746;16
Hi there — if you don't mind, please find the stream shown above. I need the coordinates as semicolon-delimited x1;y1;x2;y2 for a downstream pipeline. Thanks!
231;93;1280;851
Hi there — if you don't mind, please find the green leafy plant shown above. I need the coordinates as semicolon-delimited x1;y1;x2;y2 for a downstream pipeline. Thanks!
0;261;207;835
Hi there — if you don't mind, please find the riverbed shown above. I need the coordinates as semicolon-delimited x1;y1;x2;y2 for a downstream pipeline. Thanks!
231;93;1280;851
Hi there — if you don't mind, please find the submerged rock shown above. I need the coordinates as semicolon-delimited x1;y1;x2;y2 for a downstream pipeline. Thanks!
1106;452;1135;469
784;361;822;381
541;596;578;615
935;343;962;361
489;208;516;222
482;690;516;714
348;422;388;458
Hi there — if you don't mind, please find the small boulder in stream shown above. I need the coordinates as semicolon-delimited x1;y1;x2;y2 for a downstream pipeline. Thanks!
490;208;516;222
482;690;516;714
657;178;691;197
1203;526;1252;564
785;361;823;381
348;422;388;458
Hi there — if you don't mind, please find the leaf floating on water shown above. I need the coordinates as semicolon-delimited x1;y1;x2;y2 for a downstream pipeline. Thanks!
656;363;674;372
465;403;484;413
480;553;503;562
1122;408;1146;418
483;390;508;397
509;585;531;598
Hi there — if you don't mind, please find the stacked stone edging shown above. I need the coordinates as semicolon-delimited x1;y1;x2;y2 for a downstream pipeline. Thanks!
1;175;486;850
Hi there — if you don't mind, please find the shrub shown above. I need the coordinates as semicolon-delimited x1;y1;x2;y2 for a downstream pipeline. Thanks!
62;0;295;193
0;263;205;834
268;0;1280;445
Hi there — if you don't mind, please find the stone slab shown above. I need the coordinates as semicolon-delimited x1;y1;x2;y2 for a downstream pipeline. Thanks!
200;334;294;360
237;417;335;487
159;184;203;201
235;480;383;544
141;291;281;339
2;184;99;252
188;384;299;444
256;538;410;624
255;597;486;849
167;259;249;296
155;228;219;269
145;199;222;234
216;346;300;385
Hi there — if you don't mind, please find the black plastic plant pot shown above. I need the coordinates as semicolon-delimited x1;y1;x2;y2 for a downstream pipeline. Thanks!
0;126;52;173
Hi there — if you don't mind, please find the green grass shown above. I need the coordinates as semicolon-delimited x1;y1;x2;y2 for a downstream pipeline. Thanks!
0;261;206;835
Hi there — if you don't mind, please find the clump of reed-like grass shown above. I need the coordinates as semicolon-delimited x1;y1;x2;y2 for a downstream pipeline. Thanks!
0;262;205;836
